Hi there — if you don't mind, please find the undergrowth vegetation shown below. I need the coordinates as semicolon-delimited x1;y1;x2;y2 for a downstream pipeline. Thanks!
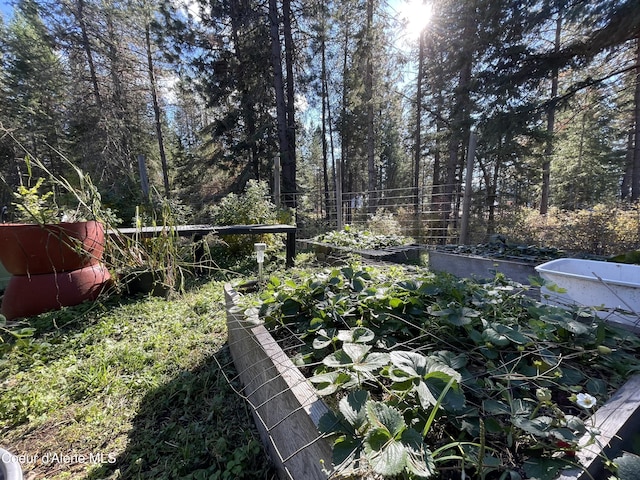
206;179;293;256
497;204;640;256
0;280;276;480
257;264;640;479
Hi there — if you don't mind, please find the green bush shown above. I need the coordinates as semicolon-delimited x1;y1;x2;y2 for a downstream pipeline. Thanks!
366;208;401;235
210;180;277;226
208;180;280;255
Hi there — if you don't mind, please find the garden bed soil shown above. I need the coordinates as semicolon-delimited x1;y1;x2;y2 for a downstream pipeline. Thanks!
225;283;640;480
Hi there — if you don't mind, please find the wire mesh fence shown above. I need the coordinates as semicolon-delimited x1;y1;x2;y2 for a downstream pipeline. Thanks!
284;186;640;253
280;184;471;244
224;285;332;480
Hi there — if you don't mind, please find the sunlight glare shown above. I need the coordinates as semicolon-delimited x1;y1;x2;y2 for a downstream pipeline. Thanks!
399;0;433;39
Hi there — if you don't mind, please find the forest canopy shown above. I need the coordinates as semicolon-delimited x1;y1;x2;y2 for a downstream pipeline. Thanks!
0;0;639;238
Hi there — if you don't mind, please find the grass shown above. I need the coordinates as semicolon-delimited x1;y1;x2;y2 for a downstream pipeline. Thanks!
0;277;277;480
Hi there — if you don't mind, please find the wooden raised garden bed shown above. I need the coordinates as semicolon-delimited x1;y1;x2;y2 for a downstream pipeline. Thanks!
224;284;332;480
427;249;539;285
225;282;640;480
557;374;640;479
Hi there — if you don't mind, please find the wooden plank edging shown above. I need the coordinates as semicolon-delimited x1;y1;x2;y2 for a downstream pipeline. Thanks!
224;284;332;480
224;284;640;480
557;374;640;480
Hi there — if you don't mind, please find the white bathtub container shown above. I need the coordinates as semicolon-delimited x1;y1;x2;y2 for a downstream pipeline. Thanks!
0;447;23;480
535;258;640;330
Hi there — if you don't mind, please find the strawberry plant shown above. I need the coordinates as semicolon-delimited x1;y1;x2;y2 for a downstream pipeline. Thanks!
257;265;640;479
314;225;413;250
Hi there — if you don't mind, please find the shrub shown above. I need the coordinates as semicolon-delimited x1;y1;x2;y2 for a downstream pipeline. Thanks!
208;180;280;255
497;204;640;256
210;180;277;226
367;208;401;235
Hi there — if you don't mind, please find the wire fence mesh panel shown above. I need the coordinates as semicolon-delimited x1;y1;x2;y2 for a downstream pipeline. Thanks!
225;285;332;480
282;183;467;245
283;184;640;249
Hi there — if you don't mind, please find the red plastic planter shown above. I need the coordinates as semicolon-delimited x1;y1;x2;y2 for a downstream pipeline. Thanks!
0;221;110;319
0;221;105;275
0;263;112;320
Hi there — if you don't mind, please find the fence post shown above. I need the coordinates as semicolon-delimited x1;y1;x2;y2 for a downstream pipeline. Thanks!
336;158;343;230
459;129;477;245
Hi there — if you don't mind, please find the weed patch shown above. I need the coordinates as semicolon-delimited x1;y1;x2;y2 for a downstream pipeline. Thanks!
0;280;276;479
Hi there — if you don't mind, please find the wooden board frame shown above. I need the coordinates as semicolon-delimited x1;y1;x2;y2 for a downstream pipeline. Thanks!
225;284;332;480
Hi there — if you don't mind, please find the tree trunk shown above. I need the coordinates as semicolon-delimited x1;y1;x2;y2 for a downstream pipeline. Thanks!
106;13;133;174
365;0;376;213
443;63;472;242
325;61;339;225
441;3;474;243
621;129;634;200
76;0;101;109
145;23;170;198
540;11;562;214
268;0;292;206
430;89;444;241
631;37;640;201
320;15;330;220
228;0;259;182
340;24;350;225
282;0;296;206
413;29;425;214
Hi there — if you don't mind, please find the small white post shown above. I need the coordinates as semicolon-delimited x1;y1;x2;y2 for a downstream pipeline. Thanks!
255;242;267;283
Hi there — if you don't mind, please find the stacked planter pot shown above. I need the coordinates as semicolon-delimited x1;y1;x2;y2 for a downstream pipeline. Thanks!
0;221;111;320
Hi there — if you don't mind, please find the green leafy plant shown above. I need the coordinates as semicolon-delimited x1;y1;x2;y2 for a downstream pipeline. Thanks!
610;452;640;480
315;225;413;250
0;314;36;358
2;148;114;226
319;390;437;478
208;180;285;255
258;264;640;478
11;176;59;223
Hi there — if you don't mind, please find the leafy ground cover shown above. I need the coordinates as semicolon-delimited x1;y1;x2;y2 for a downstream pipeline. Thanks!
314;225;413;250
256;264;640;479
0;279;277;480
